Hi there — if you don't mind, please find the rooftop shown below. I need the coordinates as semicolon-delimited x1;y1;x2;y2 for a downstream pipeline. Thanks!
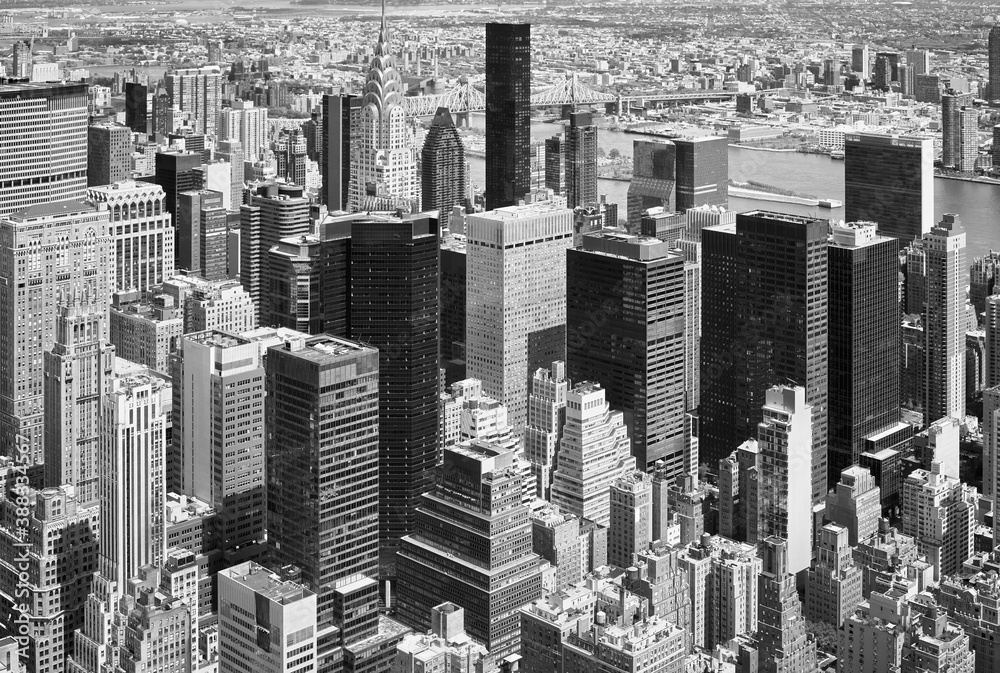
223;562;314;605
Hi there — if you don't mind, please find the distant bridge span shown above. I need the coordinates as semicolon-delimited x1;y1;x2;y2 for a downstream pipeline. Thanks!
402;76;737;116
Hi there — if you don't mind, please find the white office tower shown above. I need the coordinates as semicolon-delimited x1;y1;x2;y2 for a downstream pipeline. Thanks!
218;562;317;673
466;204;574;430
756;385;813;575
88;181;176;294
165;66;222;137
550;382;636;527
914;416;960;480
0;201;113;465
99;371;169;589
524;362;570;500
924;214;967;424
901;461;976;581
218;101;269;162
348;5;419;212
171;331;266;563
43;302;116;508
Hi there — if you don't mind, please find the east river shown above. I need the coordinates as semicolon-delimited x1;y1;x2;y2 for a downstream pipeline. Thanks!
463;115;1000;265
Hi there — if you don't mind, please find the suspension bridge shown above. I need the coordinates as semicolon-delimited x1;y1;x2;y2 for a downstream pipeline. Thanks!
402;75;737;117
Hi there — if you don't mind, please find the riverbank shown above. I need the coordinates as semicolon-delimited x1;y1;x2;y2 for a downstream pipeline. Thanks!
728;186;819;206
730;144;800;153
934;172;1000;186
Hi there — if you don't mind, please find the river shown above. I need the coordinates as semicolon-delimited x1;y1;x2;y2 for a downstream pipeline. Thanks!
462;114;1000;265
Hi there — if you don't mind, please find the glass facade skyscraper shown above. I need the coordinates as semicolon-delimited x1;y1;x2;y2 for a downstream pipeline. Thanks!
485;23;531;210
674;136;728;212
827;223;901;487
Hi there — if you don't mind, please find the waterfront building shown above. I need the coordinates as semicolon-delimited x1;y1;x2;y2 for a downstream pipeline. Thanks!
673;136;728;211
565;111;598;209
844;133;934;241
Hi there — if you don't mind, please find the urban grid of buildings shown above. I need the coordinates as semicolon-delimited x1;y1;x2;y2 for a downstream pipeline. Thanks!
3;2;1000;673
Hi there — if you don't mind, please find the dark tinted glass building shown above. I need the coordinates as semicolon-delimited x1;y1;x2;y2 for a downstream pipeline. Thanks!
155;151;202;216
321;94;360;211
485;23;530;210
626;139;676;230
674;136;728;212
266;333;380;671
565;111;598;209
701;212;828;504
843;132;933;242
567;232;687;475
421;107;466;213
349;214;440;579
827;222;901;488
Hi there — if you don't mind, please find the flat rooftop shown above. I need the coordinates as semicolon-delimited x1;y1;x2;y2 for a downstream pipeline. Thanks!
225;563;313;605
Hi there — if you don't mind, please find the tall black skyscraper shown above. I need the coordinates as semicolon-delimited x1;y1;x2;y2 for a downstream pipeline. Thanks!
321;94;360;211
485;23;531;210
827;222;901;487
124;82;150;135
349;214;440;579
567;232;687;476
990;24;1000;100
155;151;202;216
565;111;598;209
421;107;467;213
701;211;829;504
674;136;728;211
844;132;933;242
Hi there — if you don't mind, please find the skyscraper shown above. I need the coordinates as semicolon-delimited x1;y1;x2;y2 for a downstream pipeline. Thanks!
88;181;176;294
485;23;531;210
701;211;828;502
852;44;870;78
176;189;228;280
550;382;636;527
349;213;440;577
523;362;570;500
349;7;419;212
626;139;676;229
321;94;360;211
901;462;976;580
124;82;152;135
171;331;266;565
564;111;598;209
942;91;977;172
266;233;324;334
86;124;131;187
844;132;934;241
215;140;245;212
989;24;1000;100
155;151;202;216
397;442;544;660
544;135;564;194
0;83;88;215
266;333;381;670
756;386;813;575
43;302;115;507
466;204;574;429
12;40;32;79
804;523;863;627
924;214;966;424
0;202;113;465
273;127;308;187
239;183;311;324
756;538;819;673
608;470;652;568
164;66;222;136
421;107;467;213
699;221;739;466
100;371;169;590
827;222;901;486
218;100;269;162
567;232;687;474
673;136;728;212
